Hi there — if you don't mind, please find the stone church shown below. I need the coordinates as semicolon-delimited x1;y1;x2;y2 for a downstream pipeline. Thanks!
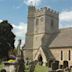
23;5;72;66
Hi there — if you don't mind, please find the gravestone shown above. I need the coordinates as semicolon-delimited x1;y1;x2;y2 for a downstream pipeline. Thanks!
48;59;53;68
64;67;70;72
63;61;68;69
0;69;6;72
4;65;15;72
70;66;72;72
52;60;59;70
56;69;64;72
59;65;63;69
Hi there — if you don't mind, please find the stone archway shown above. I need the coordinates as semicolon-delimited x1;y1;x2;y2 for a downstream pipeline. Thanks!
38;54;43;65
38;54;42;62
34;47;47;66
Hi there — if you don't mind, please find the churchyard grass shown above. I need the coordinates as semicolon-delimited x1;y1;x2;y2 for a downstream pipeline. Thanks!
0;62;4;71
34;64;48;72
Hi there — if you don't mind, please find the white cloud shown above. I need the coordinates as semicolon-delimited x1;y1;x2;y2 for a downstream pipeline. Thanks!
12;22;27;48
60;11;72;22
15;0;42;9
0;20;3;23
24;0;42;6
59;10;72;28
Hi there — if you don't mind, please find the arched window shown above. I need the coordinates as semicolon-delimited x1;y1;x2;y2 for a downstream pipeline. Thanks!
38;54;43;62
69;50;71;60
36;19;39;26
51;19;54;28
61;51;63;60
35;19;39;33
40;17;43;22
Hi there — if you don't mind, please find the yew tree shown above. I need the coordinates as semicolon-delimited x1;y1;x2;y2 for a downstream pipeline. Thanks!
0;20;15;59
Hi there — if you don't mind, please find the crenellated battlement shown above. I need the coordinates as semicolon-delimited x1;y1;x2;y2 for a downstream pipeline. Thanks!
35;7;59;18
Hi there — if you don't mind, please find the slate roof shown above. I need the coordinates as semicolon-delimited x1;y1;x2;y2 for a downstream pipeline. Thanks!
49;28;72;48
40;28;72;61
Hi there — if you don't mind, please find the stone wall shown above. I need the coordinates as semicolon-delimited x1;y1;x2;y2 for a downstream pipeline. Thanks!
50;48;72;66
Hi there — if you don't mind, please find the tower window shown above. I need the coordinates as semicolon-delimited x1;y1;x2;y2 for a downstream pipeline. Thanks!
40;17;43;22
51;19;54;28
69;50;71;60
36;19;39;33
36;19;39;25
61;51;63;60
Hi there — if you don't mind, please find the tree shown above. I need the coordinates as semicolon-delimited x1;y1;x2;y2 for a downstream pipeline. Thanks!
0;20;15;59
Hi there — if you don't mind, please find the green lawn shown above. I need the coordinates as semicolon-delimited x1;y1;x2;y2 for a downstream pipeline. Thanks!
25;65;30;72
0;63;4;70
34;64;48;72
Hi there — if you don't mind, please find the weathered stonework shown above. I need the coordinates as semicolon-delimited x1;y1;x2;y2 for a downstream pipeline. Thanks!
50;48;72;66
24;5;72;66
24;5;59;60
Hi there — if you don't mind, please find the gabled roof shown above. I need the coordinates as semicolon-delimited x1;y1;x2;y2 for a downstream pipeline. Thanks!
41;28;72;60
49;28;72;48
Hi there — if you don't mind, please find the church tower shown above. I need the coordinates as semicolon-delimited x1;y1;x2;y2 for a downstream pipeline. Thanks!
24;5;59;60
24;5;36;60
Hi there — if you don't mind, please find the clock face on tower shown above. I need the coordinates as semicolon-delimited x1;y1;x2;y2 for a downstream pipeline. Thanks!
51;19;54;28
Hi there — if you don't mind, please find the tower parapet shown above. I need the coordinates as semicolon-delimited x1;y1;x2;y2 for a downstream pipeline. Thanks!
28;5;36;18
35;7;59;18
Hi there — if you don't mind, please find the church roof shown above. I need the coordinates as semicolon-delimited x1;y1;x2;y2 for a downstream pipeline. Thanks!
49;28;72;48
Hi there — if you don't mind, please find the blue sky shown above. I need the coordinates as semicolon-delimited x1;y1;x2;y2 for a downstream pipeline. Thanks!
0;0;72;47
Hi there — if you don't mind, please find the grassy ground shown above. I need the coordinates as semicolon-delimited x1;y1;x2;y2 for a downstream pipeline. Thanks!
34;64;48;72
25;64;48;72
0;63;49;72
25;65;30;72
0;63;4;70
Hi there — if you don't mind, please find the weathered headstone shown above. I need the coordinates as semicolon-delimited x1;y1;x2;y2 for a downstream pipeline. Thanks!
48;59;53;68
4;65;15;72
64;67;70;72
56;69;64;72
70;66;72;72
0;69;6;72
52;60;59;70
63;61;68;69
59;65;63;69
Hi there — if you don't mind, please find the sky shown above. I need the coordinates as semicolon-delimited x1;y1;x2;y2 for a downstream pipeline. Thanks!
0;0;72;47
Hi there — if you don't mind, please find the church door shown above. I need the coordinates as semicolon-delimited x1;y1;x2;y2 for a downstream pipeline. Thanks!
38;54;43;65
